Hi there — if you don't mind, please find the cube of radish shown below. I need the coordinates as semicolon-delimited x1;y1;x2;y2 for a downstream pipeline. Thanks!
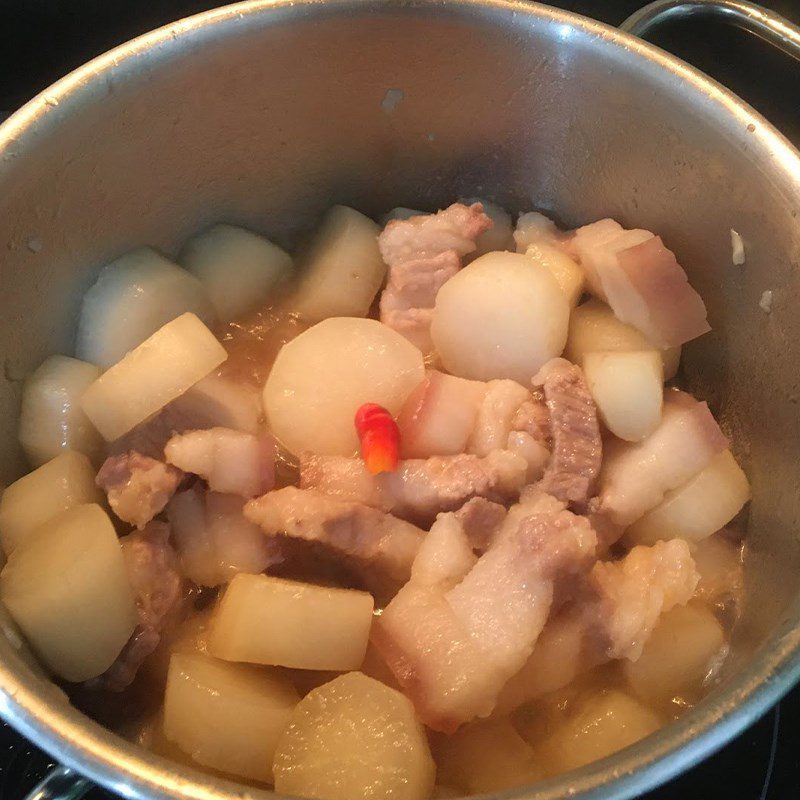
525;243;585;307
623;604;725;704
76;247;216;369
264;317;424;456
692;533;744;606
18;356;103;467
461;197;514;256
431;251;570;383
435;719;542;793
599;390;728;526
0;451;102;555
164;652;298;782
179;224;293;322
289;206;385;321
566;299;680;381
583;351;663;442
209;573;374;670
624;450;750;546
0;503;137;681
273;672;435;800
80;313;227;441
537;690;661;774
396;371;487;458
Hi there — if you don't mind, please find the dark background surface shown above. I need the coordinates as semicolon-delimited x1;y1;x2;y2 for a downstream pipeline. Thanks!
0;0;799;798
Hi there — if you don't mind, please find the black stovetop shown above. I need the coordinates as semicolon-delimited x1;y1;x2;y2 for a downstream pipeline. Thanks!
1;1;800;798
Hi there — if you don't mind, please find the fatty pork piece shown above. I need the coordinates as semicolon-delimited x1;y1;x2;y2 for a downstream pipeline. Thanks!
372;491;597;731
244;487;425;587
378;203;493;352
167;485;283;587
569;219;710;348
96;451;184;529
110;373;263;459
533;358;602;509
497;538;699;713
300;450;527;526
164;427;275;498
598;389;728;526
87;523;185;692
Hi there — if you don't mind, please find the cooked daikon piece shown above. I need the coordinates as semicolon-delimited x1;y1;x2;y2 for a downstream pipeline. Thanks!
513;211;567;252
0;450;101;555
209;574;374;670
273;672;435;800
525;242;585;307
692;533;744;606
537;690;661;775
76;247;216;369
0;503;137;682
396;370;487;458
436;719;542;794
566;299;681;380
263;317;424;456
80;312;227;441
18;355;103;466
163;652;298;782
623;604;725;704
625;450;750;546
289;206;385;321
180;224;292;321
431;251;569;382
583;351;663;442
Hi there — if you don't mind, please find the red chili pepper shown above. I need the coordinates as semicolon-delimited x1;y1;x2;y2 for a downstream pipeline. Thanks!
354;403;400;474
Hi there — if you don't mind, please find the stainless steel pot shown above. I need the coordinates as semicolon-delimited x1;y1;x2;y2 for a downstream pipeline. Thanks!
2;0;800;798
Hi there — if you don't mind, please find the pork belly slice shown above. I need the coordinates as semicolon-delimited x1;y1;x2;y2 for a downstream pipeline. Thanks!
380;308;436;355
380;251;461;314
300;450;527;525
372;493;597;731
165;427;275;498
96;451;184;529
88;522;185;691
599;389;728;527
167;485;282;588
513;211;574;254
534;358;602;509
571;219;710;348
244;486;424;585
496;538;698;712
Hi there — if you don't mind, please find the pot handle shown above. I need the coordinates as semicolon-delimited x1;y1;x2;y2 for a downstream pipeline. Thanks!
620;0;800;61
23;766;92;800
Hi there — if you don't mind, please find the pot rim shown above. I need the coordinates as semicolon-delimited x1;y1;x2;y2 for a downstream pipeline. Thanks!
1;1;800;799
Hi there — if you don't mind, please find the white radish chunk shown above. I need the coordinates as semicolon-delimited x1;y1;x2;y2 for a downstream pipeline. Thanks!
624;450;750;546
273;672;435;800
435;719;542;793
461;197;514;256
264;317;424;456
76;247;216;369
80;313;227;441
537;690;661;775
0;504;137;682
18;356;103;467
692;533;744;606
289;206;385;321
168;488;278;587
525;242;585;307
164;652;298;782
396;370;487;458
179;224;292;322
431;251;569;383
623;604;725;704
566;299;681;381
0;451;102;555
583;351;663;442
209;573;374;670
599;390;728;526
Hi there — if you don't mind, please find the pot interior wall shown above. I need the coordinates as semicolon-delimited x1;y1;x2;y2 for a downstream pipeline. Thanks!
0;0;798;686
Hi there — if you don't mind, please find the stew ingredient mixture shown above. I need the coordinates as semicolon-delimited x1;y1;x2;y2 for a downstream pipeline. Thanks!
0;201;748;799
